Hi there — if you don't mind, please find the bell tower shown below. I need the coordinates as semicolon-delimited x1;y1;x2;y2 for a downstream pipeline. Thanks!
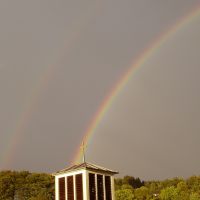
53;162;118;200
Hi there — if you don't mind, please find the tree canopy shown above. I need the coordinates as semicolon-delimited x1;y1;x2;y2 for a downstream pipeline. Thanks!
0;170;199;200
0;171;54;200
115;176;200;200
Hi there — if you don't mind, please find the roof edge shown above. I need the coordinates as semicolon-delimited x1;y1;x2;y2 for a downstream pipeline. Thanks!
52;162;119;176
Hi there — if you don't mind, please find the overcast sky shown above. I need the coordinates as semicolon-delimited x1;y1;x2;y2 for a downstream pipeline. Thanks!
0;0;200;180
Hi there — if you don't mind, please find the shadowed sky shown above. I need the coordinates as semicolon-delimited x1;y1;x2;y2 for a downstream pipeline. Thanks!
0;0;200;180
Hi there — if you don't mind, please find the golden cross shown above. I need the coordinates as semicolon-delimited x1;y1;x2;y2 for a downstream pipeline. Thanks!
81;141;87;163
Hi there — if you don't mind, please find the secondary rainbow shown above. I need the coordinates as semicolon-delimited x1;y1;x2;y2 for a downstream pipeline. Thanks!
72;4;200;164
1;1;104;168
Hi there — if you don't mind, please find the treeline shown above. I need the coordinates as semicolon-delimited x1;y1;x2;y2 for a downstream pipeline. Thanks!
0;170;199;200
0;171;54;200
115;175;200;200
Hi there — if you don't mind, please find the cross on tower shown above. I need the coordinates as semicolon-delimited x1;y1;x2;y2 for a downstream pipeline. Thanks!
53;140;118;200
81;141;87;163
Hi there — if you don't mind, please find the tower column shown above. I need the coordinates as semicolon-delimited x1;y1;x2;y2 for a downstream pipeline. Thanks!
73;175;77;200
83;170;89;200
111;176;115;200
65;177;67;200
103;175;106;200
55;177;59;200
95;174;98;200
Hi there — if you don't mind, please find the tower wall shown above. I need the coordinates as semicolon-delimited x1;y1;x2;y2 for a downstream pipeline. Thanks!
54;164;118;200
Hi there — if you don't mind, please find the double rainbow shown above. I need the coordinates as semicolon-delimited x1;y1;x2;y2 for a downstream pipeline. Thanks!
1;4;200;168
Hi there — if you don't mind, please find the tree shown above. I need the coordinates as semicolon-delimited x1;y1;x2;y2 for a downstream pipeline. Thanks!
189;193;200;200
0;171;54;200
176;181;189;200
123;176;144;189
187;176;200;193
134;186;149;200
115;178;123;190
29;192;50;200
0;171;15;200
160;186;179;200
115;188;134;200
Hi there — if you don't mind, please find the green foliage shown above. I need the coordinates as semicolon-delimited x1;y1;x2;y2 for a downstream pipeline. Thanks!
115;175;144;190
0;171;54;200
134;186;150;200
189;192;200;200
0;170;199;200
160;186;179;200
123;176;144;189
121;184;134;190
29;192;51;200
116;188;134;200
187;176;200;193
115;175;200;200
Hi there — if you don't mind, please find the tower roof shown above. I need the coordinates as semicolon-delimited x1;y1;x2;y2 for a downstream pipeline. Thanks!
52;162;118;176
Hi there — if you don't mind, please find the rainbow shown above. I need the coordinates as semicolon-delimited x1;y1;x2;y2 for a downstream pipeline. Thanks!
1;3;200;169
1;1;104;169
1;65;58;169
72;4;200;164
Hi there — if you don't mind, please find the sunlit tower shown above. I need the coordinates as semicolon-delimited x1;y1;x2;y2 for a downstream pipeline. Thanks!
53;142;118;200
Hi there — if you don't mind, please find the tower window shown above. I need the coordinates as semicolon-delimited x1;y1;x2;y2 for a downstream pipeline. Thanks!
67;176;74;200
105;176;112;200
59;177;65;200
97;174;104;200
76;174;83;200
89;173;96;200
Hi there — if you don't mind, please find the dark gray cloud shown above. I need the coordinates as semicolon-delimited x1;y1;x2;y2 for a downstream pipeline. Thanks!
0;0;199;179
